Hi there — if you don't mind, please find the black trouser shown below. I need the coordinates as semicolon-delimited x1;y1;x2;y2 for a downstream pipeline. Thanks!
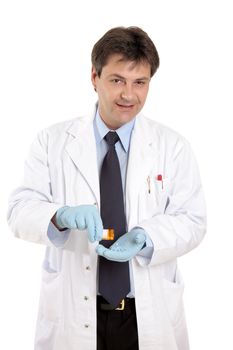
97;296;139;350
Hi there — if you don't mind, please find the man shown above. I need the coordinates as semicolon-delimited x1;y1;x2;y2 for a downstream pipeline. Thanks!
7;26;206;350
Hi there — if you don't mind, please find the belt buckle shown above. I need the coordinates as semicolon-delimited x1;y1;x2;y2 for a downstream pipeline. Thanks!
115;299;125;311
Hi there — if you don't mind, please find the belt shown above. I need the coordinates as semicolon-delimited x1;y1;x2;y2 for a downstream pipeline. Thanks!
97;296;135;311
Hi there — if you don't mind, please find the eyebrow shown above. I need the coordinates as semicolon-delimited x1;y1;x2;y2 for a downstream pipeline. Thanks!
108;74;150;81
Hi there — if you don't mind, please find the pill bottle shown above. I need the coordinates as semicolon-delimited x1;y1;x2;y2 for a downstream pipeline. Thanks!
102;229;114;240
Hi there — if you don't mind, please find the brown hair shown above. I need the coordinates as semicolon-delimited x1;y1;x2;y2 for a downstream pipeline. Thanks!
91;26;160;77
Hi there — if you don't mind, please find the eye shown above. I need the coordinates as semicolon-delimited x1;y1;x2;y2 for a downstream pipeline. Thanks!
135;80;146;86
110;78;124;84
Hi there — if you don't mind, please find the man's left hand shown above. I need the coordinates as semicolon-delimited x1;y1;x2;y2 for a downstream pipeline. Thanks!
96;228;146;262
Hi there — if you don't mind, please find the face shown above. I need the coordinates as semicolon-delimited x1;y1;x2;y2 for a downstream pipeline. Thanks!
91;54;151;130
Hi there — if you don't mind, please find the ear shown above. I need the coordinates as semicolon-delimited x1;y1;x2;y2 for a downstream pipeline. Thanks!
91;66;98;91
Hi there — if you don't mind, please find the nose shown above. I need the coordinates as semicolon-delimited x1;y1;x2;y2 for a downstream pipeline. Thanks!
120;83;133;101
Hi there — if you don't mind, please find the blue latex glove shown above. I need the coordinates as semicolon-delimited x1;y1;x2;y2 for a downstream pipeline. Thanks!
96;228;146;262
55;205;103;242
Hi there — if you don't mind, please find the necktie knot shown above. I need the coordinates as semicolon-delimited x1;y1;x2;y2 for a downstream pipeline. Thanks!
104;131;119;146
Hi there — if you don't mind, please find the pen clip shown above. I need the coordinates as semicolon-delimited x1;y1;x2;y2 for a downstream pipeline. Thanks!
147;176;151;194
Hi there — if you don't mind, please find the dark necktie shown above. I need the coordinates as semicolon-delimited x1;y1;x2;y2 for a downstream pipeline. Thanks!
99;131;130;307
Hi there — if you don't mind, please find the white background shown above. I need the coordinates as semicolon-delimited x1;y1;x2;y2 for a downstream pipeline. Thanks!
0;0;232;348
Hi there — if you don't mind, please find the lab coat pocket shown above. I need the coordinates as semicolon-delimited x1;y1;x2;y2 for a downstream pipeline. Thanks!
39;267;63;323
162;269;184;328
154;177;170;210
138;179;158;222
154;177;170;193
138;177;170;222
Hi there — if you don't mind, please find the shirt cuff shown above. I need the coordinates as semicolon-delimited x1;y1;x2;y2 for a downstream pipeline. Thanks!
47;221;70;247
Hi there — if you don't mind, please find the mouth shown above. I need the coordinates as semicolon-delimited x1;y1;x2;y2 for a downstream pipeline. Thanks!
116;103;134;110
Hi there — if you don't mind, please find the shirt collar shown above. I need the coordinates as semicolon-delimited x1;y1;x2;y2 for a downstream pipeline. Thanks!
94;109;135;152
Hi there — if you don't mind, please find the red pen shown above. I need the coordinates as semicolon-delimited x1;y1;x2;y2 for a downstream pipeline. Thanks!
157;174;163;189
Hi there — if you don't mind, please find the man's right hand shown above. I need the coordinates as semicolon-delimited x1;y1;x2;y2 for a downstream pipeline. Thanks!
54;205;103;242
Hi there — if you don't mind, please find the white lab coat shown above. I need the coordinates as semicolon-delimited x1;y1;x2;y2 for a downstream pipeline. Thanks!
8;109;206;350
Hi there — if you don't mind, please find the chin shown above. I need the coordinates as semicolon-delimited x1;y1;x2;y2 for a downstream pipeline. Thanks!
119;114;135;124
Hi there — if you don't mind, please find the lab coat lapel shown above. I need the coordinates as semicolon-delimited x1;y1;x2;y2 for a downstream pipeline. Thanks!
126;115;158;228
65;116;100;206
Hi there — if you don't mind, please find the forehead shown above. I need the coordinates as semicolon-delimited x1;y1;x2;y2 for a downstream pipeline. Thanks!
102;54;151;77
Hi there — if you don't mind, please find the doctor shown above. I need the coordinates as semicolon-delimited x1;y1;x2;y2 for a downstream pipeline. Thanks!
7;26;206;350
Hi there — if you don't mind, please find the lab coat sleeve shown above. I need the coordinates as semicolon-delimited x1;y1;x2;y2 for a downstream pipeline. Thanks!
137;138;207;266
7;129;66;246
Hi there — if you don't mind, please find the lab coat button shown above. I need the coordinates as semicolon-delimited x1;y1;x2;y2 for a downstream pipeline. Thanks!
84;296;89;300
86;266;90;270
84;324;89;328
